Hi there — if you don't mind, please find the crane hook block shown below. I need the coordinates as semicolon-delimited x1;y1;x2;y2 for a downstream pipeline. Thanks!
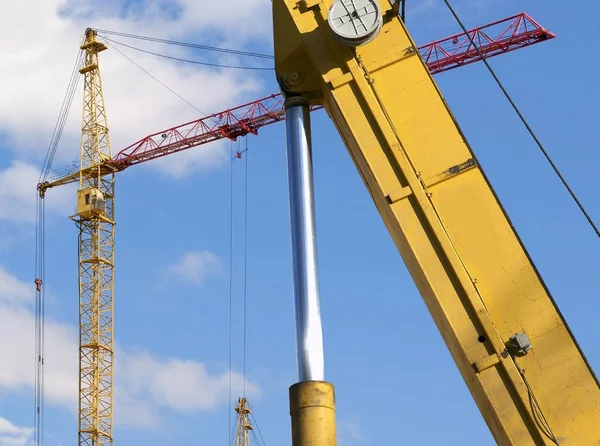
327;0;383;47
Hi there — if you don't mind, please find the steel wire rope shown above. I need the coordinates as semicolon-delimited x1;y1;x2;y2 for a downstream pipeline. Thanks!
33;199;40;446
33;196;47;446
251;430;265;446
101;36;274;71
93;29;274;60
33;197;42;446
443;0;599;238
242;136;249;397
40;199;46;446
40;49;84;182
248;402;267;445
228;139;235;445
441;3;570;442
227;137;252;442
230;422;238;446
34;43;83;446
99;37;213;121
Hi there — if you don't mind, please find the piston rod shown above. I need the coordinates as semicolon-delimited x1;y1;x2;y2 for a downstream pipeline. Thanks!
284;96;325;382
284;95;337;446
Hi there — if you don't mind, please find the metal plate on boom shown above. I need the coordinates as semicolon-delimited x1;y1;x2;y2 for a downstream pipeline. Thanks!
327;0;383;46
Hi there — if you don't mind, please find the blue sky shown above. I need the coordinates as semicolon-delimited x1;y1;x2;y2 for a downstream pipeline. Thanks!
0;0;599;445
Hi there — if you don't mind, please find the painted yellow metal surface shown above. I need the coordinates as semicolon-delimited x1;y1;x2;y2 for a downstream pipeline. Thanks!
72;29;115;446
289;381;337;446
273;1;600;444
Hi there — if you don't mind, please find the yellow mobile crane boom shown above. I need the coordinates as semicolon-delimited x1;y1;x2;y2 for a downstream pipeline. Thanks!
272;1;600;445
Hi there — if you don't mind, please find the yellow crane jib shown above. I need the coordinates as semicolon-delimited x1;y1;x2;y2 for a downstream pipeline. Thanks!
272;0;600;445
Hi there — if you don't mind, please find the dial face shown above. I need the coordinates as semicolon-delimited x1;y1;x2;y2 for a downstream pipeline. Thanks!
327;0;382;46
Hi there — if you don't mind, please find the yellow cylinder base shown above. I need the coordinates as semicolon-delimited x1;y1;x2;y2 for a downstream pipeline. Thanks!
289;380;337;446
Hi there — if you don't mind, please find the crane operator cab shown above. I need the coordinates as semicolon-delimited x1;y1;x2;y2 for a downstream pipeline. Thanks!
76;187;106;219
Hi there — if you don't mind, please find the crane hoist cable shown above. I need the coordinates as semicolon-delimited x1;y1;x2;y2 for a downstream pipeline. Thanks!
228;136;252;442
39;49;84;184
33;44;83;446
248;401;267;445
101;36;274;71
92;29;274;60
228;139;235;445
243;135;249;398
33;196;46;446
442;0;599;239
100;38;211;119
442;1;578;442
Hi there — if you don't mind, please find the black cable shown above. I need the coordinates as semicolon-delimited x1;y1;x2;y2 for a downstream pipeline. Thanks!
93;28;274;60
40;49;83;183
40;199;46;446
250;409;267;445
401;0;406;22
33;197;40;446
242;137;249;397
442;0;599;238
228;140;234;445
251;430;265;446
102;39;211;119
33;196;47;446
101;36;274;71
514;361;560;444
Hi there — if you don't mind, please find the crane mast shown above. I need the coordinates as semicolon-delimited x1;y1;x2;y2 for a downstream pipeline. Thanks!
273;0;600;445
234;398;254;446
73;28;115;446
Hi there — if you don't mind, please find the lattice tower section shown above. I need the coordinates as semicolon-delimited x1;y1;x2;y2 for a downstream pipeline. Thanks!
74;28;115;446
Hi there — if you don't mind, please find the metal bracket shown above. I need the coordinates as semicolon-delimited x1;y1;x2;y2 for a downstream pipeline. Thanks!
507;332;532;357
301;0;321;10
385;0;406;22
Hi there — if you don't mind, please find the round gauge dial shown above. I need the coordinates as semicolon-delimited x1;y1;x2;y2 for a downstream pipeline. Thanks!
327;0;383;46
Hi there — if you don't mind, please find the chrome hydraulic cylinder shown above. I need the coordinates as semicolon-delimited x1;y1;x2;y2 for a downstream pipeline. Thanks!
284;96;337;446
284;96;325;382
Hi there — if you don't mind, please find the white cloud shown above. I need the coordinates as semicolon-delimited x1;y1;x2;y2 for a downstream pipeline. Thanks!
143;143;231;179
338;415;365;445
0;161;75;224
117;353;259;427
0;299;80;408
0;0;271;180
0;267;31;304
166;251;221;286
0;265;259;428
0;418;33;446
0;0;273;221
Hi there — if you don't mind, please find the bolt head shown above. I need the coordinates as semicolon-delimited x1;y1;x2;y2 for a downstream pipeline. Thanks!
286;72;302;87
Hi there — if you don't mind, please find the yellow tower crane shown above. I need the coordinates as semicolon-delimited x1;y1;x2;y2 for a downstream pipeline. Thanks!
38;28;116;445
234;397;253;446
38;29;264;446
231;397;266;446
74;29;115;446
